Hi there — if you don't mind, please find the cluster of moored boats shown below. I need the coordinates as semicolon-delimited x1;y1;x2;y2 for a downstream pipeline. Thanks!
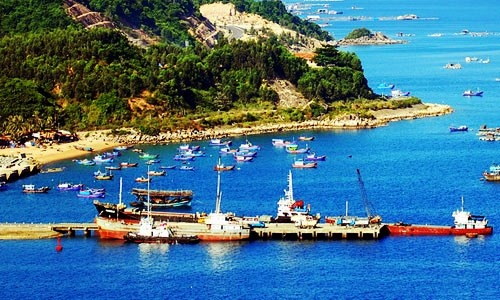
271;136;326;169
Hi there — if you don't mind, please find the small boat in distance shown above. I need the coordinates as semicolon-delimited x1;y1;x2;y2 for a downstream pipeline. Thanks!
377;83;395;89
135;176;151;183
463;89;483;97
482;163;500;181
292;159;317;169
304;152;326;161
120;162;138;168
449;125;468;132
57;183;84;191
298;136;315;141
22;184;50;193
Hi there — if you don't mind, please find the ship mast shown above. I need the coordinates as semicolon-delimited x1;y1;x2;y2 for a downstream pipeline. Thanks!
117;177;122;221
214;158;222;214
147;165;151;219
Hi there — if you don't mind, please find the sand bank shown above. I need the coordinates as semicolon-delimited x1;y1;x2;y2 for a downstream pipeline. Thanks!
0;103;452;166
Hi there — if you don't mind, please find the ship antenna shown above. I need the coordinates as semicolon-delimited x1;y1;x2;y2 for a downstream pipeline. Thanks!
117;177;122;222
147;165;151;220
288;170;294;201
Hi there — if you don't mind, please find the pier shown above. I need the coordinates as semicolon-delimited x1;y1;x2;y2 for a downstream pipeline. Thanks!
0;222;387;240
0;223;98;239
0;155;41;183
251;223;387;240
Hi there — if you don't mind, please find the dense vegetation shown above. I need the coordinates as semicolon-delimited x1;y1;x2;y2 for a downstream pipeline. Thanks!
345;28;372;40
0;0;411;140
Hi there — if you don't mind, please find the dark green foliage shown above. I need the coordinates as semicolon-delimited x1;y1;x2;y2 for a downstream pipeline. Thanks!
0;0;381;134
345;28;372;40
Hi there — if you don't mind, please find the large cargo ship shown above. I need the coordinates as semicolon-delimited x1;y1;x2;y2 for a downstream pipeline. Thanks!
385;198;493;236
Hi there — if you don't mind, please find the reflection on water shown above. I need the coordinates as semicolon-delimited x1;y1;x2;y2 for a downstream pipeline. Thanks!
203;242;242;271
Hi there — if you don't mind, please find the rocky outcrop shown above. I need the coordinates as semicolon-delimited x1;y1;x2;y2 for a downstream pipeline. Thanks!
336;32;406;46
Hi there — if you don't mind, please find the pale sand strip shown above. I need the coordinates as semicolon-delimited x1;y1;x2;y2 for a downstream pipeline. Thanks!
0;103;452;166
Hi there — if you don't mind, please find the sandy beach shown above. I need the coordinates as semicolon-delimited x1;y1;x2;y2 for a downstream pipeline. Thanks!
0;103;453;167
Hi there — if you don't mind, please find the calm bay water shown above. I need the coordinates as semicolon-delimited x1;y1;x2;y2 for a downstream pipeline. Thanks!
1;1;500;299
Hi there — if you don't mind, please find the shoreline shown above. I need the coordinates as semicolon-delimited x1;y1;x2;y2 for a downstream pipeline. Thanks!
0;103;452;166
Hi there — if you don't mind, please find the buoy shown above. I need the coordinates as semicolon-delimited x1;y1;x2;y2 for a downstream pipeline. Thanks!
55;236;63;252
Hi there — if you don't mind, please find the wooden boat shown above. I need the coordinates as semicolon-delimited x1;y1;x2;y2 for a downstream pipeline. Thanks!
285;144;310;154
120;162;138;168
147;170;166;176
94;170;113;180
214;164;235;171
22;184;50;193
173;154;195;161
135;176;151;183
482;163;500;181
234;155;253;162
292;159;317;168
74;159;95;166
105;165;122;170
131;188;193;208
271;138;295;147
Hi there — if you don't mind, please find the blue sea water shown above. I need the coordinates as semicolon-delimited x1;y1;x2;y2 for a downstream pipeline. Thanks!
1;1;500;299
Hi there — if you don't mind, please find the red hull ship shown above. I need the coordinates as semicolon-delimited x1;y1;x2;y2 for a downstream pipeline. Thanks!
386;198;493;236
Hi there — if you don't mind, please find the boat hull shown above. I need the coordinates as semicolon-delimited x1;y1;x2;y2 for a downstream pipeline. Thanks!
385;223;493;236
483;172;500;181
95;217;250;241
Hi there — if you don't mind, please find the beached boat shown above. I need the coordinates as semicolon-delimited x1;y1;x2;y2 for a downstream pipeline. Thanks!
385;197;493;236
57;183;84;191
463;89;483;97
272;171;320;228
292;159;317;168
22;184;50;193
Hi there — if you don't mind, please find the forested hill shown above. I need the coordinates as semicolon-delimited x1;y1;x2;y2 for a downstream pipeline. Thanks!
0;0;381;139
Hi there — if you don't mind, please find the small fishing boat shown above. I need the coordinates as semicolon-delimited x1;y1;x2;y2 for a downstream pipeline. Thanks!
304;153;326;161
120;162;138;168
139;153;159;160
57;183;84;191
179;165;195;171
449;125;468;132
94;170;113;180
298;136;315;141
22;184;50;193
145;159;160;165
173;154;195;161
377;83;395;89
234;155;253;162
292;159;317;169
135;176;152;183
209;138;232;146
147;170;166;176
463;89;483;97
105;165;122;171
160;165;176;170
74;159;96;166
285;144;310;154
214;163;235;171
77;189;105;198
272;138;296;147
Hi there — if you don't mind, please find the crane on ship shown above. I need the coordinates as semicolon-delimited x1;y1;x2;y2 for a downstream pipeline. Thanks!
356;169;382;224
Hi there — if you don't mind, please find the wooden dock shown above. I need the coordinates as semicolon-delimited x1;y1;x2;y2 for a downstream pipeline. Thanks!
251;223;387;240
0;223;98;239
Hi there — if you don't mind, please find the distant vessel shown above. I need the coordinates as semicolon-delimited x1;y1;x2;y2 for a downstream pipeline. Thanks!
463;89;483;97
22;184;50;193
396;14;419;20
482;163;500;181
385;197;493;236
449;125;468;132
